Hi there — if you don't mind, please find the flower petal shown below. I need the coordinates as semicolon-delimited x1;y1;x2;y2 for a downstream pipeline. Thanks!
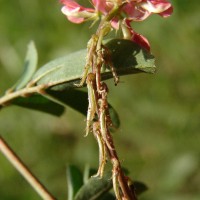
141;0;172;14
123;2;151;21
132;32;150;52
92;0;107;13
111;17;120;29
60;0;96;23
158;5;173;17
124;19;150;51
61;6;84;23
123;0;173;21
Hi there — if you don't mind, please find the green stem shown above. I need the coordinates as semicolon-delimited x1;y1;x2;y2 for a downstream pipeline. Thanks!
0;85;45;107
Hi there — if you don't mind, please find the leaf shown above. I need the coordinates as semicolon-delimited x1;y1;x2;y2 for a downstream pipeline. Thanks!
13;41;38;90
98;193;116;200
4;39;155;119
108;105;120;130
104;39;156;74
45;89;120;128
45;89;88;116
9;88;120;123
83;165;98;184
12;94;64;116
71;166;147;200
32;49;86;91
31;39;155;91
74;171;112;200
133;181;148;196
67;165;84;200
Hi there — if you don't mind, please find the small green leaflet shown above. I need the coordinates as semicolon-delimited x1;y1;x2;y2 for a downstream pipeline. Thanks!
12;41;38;91
67;165;83;200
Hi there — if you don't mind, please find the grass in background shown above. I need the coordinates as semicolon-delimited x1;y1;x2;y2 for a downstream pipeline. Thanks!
0;1;199;199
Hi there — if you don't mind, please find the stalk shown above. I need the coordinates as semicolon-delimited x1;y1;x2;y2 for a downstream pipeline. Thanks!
0;135;56;200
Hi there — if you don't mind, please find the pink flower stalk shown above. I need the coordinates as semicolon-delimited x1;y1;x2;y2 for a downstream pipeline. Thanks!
60;0;173;50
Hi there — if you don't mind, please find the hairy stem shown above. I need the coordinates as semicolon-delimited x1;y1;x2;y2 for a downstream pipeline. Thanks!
106;131;137;200
0;135;56;200
76;3;137;199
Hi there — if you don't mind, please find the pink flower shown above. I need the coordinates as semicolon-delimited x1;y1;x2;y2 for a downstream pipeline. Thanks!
60;0;173;51
120;0;173;51
60;0;97;23
123;0;173;21
60;0;121;28
60;0;173;25
60;0;122;26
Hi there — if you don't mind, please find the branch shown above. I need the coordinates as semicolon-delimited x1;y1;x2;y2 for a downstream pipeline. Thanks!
0;135;56;200
0;85;45;107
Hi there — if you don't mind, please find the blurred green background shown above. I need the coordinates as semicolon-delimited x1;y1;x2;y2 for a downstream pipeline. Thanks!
0;0;200;199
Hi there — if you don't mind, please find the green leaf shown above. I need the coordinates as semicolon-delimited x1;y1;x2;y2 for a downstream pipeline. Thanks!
104;39;156;74
9;89;120;123
98;193;116;200
67;165;84;200
13;41;38;90
133;181;148;196
45;89;88;116
32;49;86;91
70;166;147;200
74;171;112;200
108;105;120;130
12;94;64;116
32;39;155;91
83;165;98;184
45;89;120;129
5;39;155;119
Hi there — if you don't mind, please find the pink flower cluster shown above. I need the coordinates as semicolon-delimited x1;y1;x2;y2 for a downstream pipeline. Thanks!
60;0;173;51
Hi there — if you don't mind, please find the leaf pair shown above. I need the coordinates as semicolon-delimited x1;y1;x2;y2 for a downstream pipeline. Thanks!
7;39;156;129
31;38;156;91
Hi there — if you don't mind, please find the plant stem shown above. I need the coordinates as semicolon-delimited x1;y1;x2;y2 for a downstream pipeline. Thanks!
105;127;137;200
0;135;56;200
0;85;44;107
